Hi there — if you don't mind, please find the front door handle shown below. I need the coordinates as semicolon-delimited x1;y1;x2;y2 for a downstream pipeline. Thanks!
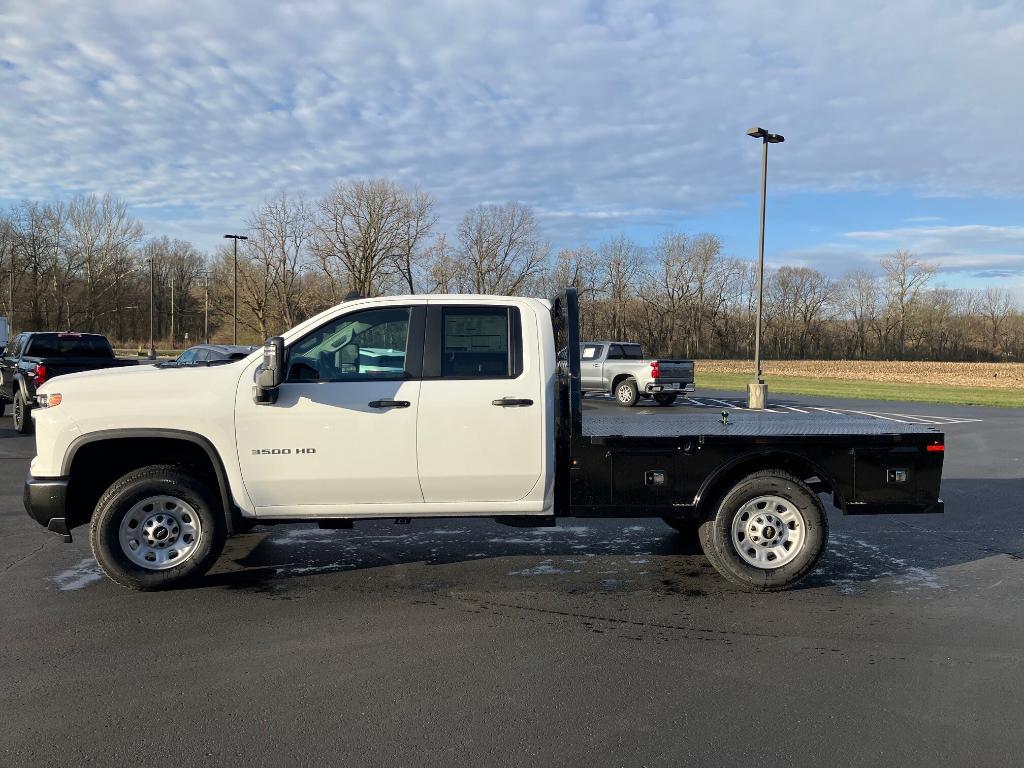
492;398;534;407
368;399;411;409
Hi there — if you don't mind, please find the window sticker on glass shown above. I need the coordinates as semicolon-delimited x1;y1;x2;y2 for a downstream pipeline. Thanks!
581;346;599;360
442;308;510;377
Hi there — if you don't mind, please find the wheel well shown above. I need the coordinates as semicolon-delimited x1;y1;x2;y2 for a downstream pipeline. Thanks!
65;437;227;529
611;374;635;391
694;454;836;520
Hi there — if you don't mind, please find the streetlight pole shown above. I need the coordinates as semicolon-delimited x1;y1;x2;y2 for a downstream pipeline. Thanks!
745;126;784;409
204;270;210;344
223;234;248;345
149;255;156;359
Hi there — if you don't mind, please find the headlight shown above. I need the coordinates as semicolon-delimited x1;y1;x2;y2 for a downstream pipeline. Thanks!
37;392;62;408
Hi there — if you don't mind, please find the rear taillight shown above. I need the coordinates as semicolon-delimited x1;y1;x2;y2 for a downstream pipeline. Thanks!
33;363;47;385
926;443;944;453
650;361;660;379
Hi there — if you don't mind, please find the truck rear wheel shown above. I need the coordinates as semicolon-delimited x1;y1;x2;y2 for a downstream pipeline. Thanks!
89;465;226;590
698;470;827;591
614;379;639;407
13;391;33;434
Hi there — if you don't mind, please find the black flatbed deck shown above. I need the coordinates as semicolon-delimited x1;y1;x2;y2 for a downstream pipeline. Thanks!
582;411;941;438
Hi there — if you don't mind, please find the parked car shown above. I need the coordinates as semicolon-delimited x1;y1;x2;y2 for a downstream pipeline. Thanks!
166;344;259;367
0;331;137;433
580;341;695;406
23;289;945;592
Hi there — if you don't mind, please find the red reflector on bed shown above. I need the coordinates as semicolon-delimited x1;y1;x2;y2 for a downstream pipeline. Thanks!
926;444;944;452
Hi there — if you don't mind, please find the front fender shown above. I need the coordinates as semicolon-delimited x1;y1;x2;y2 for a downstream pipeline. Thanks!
14;373;33;400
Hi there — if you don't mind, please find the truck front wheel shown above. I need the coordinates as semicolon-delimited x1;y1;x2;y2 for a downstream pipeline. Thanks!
614;379;639;407
698;470;828;591
13;391;33;434
89;465;227;590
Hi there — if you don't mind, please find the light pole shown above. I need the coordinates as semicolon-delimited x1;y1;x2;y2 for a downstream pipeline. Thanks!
204;270;210;344
745;126;784;409
223;234;248;344
149;255;156;359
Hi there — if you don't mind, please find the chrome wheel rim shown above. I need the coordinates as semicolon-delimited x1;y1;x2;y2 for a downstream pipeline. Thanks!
617;384;633;403
730;495;805;569
119;495;202;570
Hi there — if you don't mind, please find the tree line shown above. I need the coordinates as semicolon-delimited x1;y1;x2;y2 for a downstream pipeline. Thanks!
1;181;1021;361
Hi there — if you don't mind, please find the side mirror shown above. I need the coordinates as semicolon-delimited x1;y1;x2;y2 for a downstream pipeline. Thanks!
254;336;285;404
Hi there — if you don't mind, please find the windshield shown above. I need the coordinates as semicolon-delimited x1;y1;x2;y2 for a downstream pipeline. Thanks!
25;333;112;358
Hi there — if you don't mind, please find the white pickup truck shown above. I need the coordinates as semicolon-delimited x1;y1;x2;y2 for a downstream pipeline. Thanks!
24;289;945;592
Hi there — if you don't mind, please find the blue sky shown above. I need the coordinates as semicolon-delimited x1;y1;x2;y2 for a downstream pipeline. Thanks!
1;0;1023;295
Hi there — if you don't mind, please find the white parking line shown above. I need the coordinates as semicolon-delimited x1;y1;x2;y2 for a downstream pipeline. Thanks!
593;394;982;425
706;398;742;409
848;410;915;423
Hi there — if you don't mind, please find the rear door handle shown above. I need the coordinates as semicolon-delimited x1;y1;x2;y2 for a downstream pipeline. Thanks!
492;398;534;407
368;399;411;408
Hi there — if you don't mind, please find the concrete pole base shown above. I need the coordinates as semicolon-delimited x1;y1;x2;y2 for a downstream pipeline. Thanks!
747;381;767;410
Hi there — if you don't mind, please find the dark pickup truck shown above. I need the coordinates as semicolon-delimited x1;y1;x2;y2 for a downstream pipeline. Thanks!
0;332;137;433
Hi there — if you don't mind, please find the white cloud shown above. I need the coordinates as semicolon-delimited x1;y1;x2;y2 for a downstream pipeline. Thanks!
845;224;1024;277
0;0;1023;254
778;224;1024;280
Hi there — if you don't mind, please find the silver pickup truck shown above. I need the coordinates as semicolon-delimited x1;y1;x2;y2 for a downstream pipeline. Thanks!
580;341;695;406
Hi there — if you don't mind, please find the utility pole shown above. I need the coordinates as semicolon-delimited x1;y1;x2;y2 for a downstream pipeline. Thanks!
149;255;156;359
223;234;248;344
8;259;14;334
204;270;210;344
170;272;175;348
745;126;785;409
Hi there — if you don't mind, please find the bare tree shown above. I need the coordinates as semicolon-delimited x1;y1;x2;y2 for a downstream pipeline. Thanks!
246;192;314;330
68;194;144;332
980;286;1014;358
315;178;424;298
880;249;935;358
598;235;643;341
391;188;435;294
455;202;548;295
548;246;602;337
838;269;879;359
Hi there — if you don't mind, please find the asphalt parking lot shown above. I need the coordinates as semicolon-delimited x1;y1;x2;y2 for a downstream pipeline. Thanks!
2;390;1023;767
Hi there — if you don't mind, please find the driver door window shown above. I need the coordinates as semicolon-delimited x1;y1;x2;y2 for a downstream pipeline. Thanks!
286;308;411;382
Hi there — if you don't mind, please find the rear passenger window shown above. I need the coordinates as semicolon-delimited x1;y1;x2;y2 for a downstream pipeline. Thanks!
581;345;602;360
442;307;518;378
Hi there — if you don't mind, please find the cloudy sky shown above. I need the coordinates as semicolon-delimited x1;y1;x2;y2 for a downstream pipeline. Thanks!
2;0;1023;292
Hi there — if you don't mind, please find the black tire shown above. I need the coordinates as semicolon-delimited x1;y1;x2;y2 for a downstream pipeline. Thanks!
697;469;828;592
13;391;33;434
662;517;699;538
89;465;227;590
0;398;6;417
653;393;677;406
614;378;639;407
